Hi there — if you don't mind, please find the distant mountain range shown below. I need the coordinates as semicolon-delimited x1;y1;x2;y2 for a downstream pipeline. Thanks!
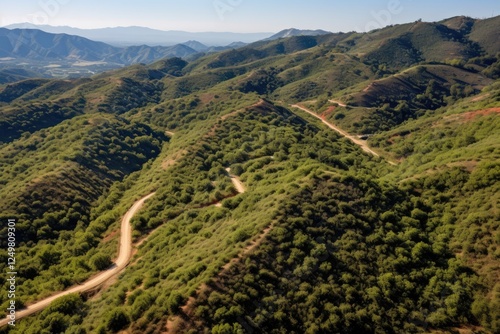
4;23;273;47
0;28;200;65
0;26;335;71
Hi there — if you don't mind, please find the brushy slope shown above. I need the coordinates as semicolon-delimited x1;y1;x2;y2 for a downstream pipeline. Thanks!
0;15;498;334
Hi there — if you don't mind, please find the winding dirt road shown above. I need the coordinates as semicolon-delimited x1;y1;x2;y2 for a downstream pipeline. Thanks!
292;104;398;166
291;104;381;157
0;193;155;327
329;99;347;107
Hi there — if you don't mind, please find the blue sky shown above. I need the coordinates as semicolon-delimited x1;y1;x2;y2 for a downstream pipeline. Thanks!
1;0;499;32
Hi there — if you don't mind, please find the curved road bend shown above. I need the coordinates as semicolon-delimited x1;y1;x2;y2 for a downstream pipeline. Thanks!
0;192;156;327
225;168;245;194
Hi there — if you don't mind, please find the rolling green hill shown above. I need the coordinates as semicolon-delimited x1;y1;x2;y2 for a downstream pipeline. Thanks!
467;16;500;56
0;115;165;311
0;15;498;334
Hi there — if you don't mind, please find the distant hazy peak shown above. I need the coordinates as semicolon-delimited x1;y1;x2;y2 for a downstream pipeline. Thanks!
265;28;331;40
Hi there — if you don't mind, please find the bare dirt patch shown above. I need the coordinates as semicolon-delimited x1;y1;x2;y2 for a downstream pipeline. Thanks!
471;93;490;102
320;105;336;120
199;93;215;104
461;107;500;121
162;150;187;170
443;108;500;124
363;83;374;93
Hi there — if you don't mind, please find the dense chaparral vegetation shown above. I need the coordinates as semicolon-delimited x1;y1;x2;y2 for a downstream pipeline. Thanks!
0;15;498;334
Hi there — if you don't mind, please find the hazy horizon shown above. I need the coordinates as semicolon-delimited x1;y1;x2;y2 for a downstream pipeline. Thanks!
1;0;499;34
2;22;275;34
